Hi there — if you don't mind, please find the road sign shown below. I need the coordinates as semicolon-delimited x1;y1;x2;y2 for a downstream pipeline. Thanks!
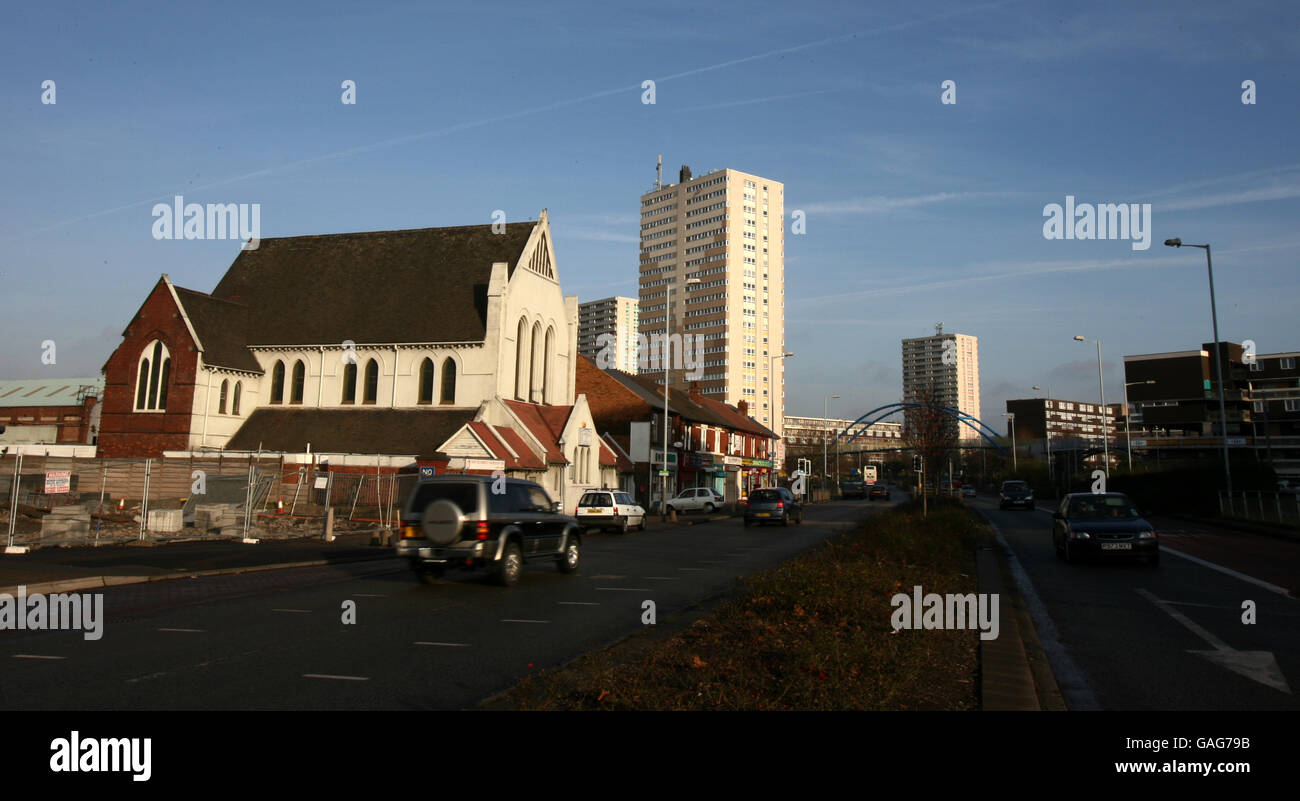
658;470;670;476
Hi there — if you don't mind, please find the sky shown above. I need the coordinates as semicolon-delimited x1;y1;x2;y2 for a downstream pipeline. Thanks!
2;0;1297;429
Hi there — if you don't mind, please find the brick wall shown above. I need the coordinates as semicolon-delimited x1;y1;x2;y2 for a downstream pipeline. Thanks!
97;278;200;457
0;396;96;444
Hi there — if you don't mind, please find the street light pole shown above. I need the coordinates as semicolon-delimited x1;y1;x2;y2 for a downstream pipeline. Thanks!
769;351;793;471
1074;336;1109;476
1001;412;1017;473
1123;380;1156;472
660;278;700;518
1033;385;1052;484
823;393;840;495
1165;238;1233;494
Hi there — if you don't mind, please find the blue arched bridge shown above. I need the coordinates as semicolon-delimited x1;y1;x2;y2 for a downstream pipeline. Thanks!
832;402;1008;456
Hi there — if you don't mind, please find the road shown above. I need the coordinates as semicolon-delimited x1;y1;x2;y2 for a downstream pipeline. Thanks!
0;498;890;710
976;496;1299;710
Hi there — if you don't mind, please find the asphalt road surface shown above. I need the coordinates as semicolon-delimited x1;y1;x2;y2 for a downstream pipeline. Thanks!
0;498;894;710
977;496;1299;711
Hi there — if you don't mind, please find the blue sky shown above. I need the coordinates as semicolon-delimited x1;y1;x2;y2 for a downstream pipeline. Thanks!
2;0;1297;427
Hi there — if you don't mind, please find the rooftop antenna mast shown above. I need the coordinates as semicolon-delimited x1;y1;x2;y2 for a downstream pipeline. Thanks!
655;154;662;190
935;322;944;336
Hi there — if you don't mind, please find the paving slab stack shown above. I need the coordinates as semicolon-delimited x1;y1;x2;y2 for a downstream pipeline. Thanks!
40;504;92;540
146;508;184;534
193;503;241;533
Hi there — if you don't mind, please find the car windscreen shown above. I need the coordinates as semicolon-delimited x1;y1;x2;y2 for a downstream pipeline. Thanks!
578;493;612;507
750;489;782;502
408;482;479;515
1067;495;1140;519
1003;482;1029;491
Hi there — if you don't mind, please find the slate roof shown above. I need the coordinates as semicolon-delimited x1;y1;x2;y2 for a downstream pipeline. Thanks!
224;407;476;456
173;221;538;372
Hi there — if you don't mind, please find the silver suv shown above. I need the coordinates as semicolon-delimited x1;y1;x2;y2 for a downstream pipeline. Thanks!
396;476;582;587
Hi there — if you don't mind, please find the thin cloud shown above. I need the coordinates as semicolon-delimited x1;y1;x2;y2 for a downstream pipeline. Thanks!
6;1;1015;241
800;191;1020;216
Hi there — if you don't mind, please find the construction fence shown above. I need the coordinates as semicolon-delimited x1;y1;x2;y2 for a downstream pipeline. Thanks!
2;453;420;549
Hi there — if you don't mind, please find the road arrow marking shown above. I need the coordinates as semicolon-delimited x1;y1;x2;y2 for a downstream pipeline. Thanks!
1136;588;1291;694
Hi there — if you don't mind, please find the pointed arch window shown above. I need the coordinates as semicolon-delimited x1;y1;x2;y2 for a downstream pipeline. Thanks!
440;359;457;405
291;360;305;404
232;381;242;415
530;321;542;402
218;379;229;414
364;359;379;404
134;340;172;411
342;361;357;404
543;326;555;404
515;318;529;400
419;358;435;404
270;361;285;404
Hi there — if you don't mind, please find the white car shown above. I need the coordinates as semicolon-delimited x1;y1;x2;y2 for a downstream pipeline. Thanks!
666;487;726;515
575;490;645;533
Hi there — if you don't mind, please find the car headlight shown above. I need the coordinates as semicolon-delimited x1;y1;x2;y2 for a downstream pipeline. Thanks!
1137;530;1156;540
1071;531;1090;540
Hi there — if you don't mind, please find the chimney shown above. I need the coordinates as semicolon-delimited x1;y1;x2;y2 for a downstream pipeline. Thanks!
679;164;692;183
737;400;749;416
689;381;703;403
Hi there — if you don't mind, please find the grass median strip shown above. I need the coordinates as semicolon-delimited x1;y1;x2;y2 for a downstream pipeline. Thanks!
490;499;982;710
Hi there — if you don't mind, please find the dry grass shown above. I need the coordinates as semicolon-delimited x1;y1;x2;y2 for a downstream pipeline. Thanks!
491;498;982;710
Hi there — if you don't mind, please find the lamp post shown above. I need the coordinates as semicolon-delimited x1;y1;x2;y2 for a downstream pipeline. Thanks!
769;351;793;471
1001;412;1017;473
1033;385;1052;484
823;393;840;494
660;277;700;517
1123;380;1156;472
1164;237;1233;494
1074;335;1109;475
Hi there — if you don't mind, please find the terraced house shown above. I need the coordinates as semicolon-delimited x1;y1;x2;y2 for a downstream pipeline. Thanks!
97;210;619;512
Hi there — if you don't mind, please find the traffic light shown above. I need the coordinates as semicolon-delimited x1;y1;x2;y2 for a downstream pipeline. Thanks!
912;454;922;472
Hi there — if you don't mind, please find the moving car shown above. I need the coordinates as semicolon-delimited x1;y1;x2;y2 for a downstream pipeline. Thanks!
840;479;866;499
744;487;803;526
961;485;977;498
999;480;1034;510
666;487;726;514
1052;491;1158;565
575;489;645;533
869;485;891;501
396;475;582;587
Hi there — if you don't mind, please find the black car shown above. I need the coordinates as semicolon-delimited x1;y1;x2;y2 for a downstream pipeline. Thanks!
868;484;891;501
395;475;582;586
999;480;1034;510
1052;492;1158;565
744;487;802;527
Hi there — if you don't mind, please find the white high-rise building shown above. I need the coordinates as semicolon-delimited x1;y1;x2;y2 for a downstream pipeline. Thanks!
638;162;786;437
578;296;640;373
901;324;981;438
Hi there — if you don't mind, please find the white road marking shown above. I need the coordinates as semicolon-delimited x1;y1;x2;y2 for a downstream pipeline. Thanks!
157;628;204;633
353;593;388;598
501;619;549;623
595;587;652;592
1161;546;1292;598
699;560;726;564
13;654;65;660
1136;588;1291;694
589;575;626;579
415;641;471;647
557;601;600;606
303;673;370;681
644;577;677;580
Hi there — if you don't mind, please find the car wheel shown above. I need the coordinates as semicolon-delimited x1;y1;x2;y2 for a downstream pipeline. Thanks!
618;516;629;534
666;505;676;515
703;502;714;514
781;512;790;527
557;535;581;574
494;541;524;586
